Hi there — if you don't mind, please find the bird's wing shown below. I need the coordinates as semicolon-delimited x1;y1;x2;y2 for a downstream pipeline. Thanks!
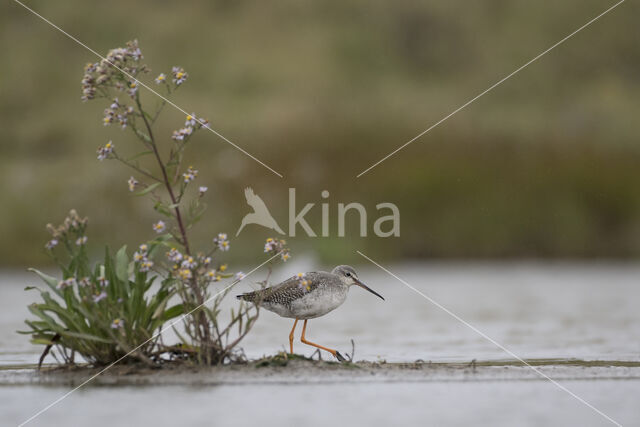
244;187;270;214
244;187;255;201
238;272;326;305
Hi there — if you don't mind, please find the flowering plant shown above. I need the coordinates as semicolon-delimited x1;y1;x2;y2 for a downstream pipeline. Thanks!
21;211;182;365
22;40;288;365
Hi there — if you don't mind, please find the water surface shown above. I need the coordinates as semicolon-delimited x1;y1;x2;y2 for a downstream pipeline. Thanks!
1;263;639;426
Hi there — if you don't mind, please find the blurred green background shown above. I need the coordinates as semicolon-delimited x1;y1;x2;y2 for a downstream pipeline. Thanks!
1;0;639;267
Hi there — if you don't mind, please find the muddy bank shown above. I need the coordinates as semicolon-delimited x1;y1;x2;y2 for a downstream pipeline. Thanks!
2;356;640;386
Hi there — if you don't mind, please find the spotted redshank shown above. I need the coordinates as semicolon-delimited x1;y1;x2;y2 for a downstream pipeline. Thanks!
236;265;384;361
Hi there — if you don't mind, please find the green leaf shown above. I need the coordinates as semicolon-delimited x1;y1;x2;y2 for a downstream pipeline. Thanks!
63;331;112;344
28;269;62;297
37;293;86;333
151;298;169;320
151;234;174;243
135;182;161;196
153;201;174;218
115;245;129;283
186;199;207;227
161;304;184;321
27;304;65;334
134;129;152;143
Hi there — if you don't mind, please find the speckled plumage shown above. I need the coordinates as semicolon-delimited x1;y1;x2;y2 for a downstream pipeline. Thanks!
237;265;383;361
236;271;349;319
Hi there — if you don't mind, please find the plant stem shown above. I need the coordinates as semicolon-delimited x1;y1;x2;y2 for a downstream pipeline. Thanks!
134;95;210;360
134;96;191;255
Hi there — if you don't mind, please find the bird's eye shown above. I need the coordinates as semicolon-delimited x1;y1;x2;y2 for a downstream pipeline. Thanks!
345;272;351;277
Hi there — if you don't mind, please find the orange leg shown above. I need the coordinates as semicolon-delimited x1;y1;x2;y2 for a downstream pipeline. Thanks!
289;319;299;354
300;320;345;362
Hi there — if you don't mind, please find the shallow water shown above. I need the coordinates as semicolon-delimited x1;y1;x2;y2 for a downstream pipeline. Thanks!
2;380;639;427
1;262;639;426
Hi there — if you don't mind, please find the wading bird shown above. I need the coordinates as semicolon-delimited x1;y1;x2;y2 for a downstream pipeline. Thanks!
237;265;384;361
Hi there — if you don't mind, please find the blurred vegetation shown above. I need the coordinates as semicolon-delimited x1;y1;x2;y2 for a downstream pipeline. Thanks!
1;0;640;267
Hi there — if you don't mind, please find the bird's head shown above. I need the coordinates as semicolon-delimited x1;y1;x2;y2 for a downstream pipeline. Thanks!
332;265;384;300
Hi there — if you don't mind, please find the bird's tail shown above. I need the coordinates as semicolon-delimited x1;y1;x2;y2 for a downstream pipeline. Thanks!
236;291;257;302
235;216;248;237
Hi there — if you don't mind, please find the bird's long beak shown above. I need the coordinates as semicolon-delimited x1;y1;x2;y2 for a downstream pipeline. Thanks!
354;278;384;300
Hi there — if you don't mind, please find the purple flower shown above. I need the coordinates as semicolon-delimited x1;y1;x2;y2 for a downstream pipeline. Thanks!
93;291;107;303
153;220;166;234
